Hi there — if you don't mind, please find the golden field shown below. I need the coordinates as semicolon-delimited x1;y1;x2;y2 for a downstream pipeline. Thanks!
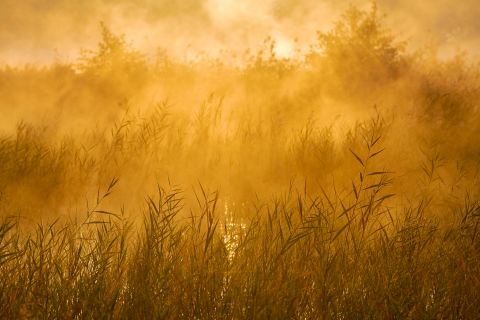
0;4;480;318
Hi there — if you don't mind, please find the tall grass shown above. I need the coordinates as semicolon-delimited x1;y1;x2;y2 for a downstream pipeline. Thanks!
0;4;480;318
1;126;479;318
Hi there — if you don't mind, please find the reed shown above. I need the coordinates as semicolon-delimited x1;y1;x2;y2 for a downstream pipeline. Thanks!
0;4;479;318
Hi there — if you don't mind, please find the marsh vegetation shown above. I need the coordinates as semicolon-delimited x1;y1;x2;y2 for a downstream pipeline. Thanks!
1;5;480;319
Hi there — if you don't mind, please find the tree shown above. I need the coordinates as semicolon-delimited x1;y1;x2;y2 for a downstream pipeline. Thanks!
77;23;146;77
308;3;406;88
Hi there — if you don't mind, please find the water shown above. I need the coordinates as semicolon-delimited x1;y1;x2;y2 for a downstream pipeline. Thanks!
221;198;247;261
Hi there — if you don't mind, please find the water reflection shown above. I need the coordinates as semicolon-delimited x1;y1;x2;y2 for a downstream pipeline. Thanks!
221;199;247;261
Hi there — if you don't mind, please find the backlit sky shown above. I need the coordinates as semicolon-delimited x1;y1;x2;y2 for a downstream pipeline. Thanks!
1;0;479;64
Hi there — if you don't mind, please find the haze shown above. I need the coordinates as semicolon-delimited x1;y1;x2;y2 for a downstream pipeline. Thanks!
1;0;479;65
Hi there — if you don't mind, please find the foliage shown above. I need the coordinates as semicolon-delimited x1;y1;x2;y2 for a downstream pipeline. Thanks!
0;4;480;318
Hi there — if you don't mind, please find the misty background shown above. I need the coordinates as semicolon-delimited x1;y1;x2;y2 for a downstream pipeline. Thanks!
1;0;479;65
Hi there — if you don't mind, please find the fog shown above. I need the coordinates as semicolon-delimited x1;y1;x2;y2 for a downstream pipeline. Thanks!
2;3;480;317
1;0;479;65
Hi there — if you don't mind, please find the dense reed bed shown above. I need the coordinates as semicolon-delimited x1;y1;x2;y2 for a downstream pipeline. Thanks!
1;5;480;319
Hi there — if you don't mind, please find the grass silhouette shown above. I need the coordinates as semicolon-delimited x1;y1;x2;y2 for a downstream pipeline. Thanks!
0;4;479;319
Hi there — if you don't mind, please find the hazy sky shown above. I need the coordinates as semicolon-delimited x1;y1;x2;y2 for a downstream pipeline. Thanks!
1;0;479;64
